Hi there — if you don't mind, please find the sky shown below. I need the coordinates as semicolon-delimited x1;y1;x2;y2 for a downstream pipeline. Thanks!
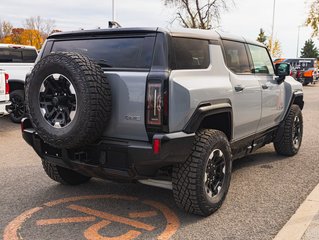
0;0;317;57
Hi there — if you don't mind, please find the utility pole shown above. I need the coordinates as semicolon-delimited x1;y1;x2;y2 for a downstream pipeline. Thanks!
270;0;276;56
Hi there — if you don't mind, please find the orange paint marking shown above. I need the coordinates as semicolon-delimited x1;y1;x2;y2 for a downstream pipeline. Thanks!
3;195;180;240
144;200;180;240
36;216;96;226
44;195;138;207
84;220;141;240
128;211;158;218
68;204;155;231
3;207;43;240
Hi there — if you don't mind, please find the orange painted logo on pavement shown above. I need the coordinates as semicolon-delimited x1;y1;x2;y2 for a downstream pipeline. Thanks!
3;195;180;240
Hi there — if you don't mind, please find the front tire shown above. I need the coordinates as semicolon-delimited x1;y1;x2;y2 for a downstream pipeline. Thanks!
42;159;91;185
172;129;232;216
274;104;303;156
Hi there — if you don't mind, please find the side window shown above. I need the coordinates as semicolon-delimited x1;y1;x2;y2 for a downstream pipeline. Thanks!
172;37;209;70
248;45;274;75
223;40;251;74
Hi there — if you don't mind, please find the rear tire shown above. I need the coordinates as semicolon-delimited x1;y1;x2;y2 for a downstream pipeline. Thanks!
274;105;303;156
172;129;232;216
42;159;91;185
9;90;26;123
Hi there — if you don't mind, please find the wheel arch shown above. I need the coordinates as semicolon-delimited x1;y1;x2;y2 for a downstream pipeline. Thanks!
183;100;233;141
8;79;25;93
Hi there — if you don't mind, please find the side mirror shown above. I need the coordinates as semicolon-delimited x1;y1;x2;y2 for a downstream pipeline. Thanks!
275;63;290;82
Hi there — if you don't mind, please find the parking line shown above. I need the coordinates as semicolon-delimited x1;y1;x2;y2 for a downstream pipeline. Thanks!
3;207;43;240
68;204;156;231
143;200;180;240
129;211;158;218
44;195;138;207
84;220;142;240
36;216;96;226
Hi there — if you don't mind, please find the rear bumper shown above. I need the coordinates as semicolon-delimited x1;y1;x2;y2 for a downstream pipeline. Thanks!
22;118;195;180
0;101;10;114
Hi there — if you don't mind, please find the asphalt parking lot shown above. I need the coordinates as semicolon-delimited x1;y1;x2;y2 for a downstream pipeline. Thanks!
1;84;319;240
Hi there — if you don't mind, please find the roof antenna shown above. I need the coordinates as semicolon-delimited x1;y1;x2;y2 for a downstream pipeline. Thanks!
108;21;122;28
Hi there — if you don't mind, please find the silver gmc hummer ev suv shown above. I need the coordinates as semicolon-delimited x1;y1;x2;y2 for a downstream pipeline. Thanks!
22;28;304;216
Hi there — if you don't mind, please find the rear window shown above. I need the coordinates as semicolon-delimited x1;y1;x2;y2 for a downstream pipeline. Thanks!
0;48;37;63
172;37;210;70
51;37;155;69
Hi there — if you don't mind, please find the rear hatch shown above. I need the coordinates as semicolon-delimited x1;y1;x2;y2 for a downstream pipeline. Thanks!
46;29;161;142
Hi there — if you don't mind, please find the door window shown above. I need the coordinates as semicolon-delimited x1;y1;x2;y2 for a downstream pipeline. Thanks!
248;45;274;75
223;40;251;74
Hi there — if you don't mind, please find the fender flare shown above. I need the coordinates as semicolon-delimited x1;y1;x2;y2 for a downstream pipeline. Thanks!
183;99;233;136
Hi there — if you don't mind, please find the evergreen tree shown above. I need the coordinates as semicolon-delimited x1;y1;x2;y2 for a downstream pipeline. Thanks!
256;28;267;45
300;39;319;58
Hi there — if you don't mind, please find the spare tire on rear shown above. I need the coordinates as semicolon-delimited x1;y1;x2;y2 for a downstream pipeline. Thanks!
25;52;112;148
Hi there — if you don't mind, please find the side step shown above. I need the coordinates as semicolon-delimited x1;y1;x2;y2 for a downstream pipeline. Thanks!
138;179;172;190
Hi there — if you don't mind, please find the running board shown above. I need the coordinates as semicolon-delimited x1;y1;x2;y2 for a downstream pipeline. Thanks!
138;179;172;190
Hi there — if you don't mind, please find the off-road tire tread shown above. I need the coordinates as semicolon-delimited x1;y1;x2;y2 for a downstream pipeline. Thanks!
25;52;111;148
42;159;91;185
274;104;303;156
172;129;231;216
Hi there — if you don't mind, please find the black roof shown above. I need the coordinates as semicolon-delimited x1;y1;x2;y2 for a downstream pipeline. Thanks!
48;27;161;39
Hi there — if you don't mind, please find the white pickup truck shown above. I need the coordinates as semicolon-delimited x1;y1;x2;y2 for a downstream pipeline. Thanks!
0;44;37;122
0;70;10;115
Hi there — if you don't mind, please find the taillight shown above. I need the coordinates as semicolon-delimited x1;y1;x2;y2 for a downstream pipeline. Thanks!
146;82;162;126
4;73;9;94
145;72;169;137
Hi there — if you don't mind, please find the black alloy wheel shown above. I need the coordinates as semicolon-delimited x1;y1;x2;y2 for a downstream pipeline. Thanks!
204;149;226;199
9;90;26;123
39;73;77;128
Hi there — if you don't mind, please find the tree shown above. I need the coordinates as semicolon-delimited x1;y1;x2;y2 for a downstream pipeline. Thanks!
300;39;319;58
163;0;233;29
0;17;57;49
267;38;282;58
256;28;267;45
306;0;319;37
24;16;55;40
0;20;13;39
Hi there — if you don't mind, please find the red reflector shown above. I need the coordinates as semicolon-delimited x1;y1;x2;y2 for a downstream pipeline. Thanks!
153;139;161;154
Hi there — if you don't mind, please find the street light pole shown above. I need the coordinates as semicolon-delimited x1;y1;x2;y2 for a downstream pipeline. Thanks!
112;0;115;22
296;25;301;58
270;0;276;56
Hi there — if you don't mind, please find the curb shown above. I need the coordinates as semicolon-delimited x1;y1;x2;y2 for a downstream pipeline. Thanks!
273;183;319;240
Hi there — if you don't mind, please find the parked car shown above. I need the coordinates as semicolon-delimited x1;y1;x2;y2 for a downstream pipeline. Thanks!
0;44;38;122
282;58;317;85
0;70;10;115
22;28;304;216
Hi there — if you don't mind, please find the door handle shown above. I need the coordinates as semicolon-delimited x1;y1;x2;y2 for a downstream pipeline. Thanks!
261;84;269;89
235;85;245;92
